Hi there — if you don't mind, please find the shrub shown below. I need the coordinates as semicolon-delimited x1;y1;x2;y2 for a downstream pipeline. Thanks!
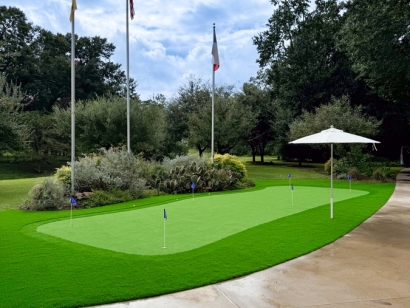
63;148;146;198
162;155;206;172
372;167;392;182
54;165;71;184
80;189;134;208
21;177;67;210
213;154;247;180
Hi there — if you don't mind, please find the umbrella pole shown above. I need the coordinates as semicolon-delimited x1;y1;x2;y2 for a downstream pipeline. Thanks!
331;143;334;219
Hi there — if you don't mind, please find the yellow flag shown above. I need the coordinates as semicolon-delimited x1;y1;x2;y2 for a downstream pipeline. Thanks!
69;0;77;22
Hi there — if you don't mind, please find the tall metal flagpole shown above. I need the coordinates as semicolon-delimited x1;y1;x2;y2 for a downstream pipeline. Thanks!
126;0;131;153
211;23;219;164
70;0;77;196
211;63;215;164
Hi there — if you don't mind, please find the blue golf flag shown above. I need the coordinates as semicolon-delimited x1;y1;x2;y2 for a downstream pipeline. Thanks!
70;197;77;206
347;175;351;181
191;182;195;190
287;173;291;178
164;209;167;220
291;184;294;190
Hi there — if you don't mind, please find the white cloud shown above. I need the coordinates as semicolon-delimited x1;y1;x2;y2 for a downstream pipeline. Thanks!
2;0;273;100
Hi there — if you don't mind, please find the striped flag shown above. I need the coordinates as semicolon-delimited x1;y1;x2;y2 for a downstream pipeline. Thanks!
129;0;135;20
164;209;167;220
211;25;219;71
69;0;77;22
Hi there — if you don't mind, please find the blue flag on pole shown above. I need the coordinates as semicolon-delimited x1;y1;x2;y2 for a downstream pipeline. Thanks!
191;182;195;189
70;197;77;206
288;173;291;178
347;175;351;181
164;209;167;220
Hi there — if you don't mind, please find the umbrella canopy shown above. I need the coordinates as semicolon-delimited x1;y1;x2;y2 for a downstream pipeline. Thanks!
289;125;380;144
289;125;380;218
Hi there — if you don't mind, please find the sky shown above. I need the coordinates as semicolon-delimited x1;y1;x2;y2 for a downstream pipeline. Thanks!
3;0;274;100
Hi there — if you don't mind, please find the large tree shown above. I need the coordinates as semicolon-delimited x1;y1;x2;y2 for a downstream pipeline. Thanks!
0;73;30;153
339;0;410;103
253;0;356;114
289;96;380;163
188;85;256;157
236;81;275;163
52;95;165;155
164;76;211;157
0;6;136;111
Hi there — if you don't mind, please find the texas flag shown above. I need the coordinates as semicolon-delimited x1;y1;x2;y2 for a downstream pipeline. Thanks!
212;25;220;71
130;0;135;20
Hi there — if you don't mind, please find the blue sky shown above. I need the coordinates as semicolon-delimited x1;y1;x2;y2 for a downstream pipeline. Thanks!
3;0;274;100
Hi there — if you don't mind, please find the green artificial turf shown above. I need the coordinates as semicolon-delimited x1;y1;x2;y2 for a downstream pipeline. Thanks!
0;180;394;308
37;186;368;255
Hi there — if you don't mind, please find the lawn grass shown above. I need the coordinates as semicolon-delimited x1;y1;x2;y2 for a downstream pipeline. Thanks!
0;178;44;210
0;180;394;308
237;156;329;181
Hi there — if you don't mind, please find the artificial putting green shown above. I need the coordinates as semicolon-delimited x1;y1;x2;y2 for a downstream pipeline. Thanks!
37;186;368;255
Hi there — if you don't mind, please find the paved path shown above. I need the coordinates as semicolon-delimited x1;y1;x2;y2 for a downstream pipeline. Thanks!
94;169;410;308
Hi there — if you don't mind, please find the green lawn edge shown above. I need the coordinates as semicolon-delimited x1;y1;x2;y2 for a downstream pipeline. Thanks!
0;180;395;308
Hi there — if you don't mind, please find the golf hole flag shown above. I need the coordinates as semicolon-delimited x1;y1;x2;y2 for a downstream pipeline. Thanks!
164;209;167;220
191;182;196;190
70;196;77;206
212;25;219;71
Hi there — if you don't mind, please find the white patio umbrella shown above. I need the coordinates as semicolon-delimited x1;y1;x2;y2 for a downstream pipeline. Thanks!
289;125;380;218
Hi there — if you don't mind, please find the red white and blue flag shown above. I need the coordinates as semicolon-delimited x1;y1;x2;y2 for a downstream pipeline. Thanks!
130;0;135;20
212;26;220;71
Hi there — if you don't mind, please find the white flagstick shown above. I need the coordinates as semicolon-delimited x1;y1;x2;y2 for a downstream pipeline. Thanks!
191;182;195;202
291;184;294;207
163;209;167;248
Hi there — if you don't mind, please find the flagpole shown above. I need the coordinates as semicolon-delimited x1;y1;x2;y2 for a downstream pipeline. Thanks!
70;2;76;197
211;58;215;164
126;0;131;153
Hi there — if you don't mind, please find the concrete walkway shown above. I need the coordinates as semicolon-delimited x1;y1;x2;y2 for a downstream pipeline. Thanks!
94;169;410;308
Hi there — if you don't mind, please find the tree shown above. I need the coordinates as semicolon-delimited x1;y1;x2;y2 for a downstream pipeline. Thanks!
0;6;137;111
164;76;211;157
254;0;356;113
52;95;165;155
188;85;256;157
289;96;380;163
339;0;410;103
236;81;275;162
0;73;30;153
